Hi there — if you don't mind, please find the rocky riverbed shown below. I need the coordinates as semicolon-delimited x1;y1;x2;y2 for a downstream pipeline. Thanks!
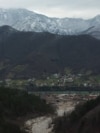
25;94;78;133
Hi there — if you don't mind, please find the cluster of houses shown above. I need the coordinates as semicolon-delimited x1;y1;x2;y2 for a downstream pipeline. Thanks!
0;73;100;88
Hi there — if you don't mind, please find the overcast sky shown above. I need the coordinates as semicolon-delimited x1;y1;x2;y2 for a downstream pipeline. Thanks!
0;0;100;18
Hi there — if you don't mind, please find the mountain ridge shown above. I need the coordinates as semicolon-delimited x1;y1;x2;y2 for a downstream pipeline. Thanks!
0;8;100;38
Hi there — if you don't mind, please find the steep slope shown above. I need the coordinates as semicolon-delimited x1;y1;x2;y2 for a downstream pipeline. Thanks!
0;8;100;38
0;26;100;79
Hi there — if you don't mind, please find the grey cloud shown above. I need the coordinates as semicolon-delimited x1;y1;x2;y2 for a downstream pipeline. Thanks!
0;0;100;18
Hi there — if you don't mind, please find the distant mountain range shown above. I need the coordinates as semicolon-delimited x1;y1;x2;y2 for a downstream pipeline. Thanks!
0;8;100;39
0;25;100;79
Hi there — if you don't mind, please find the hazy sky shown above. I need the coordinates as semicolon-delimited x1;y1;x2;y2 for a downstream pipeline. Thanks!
0;0;100;18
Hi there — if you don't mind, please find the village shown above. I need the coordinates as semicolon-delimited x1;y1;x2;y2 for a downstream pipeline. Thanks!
1;72;100;90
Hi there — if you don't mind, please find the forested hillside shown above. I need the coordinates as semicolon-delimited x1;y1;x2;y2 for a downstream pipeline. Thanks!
0;26;100;78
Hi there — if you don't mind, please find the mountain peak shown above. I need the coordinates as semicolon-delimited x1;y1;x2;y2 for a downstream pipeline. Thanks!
0;25;18;36
0;25;17;31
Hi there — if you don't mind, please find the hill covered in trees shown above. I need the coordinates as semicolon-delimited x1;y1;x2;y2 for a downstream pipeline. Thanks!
0;26;100;79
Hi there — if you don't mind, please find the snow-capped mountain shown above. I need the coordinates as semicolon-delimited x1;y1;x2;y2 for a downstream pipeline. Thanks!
0;8;100;38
